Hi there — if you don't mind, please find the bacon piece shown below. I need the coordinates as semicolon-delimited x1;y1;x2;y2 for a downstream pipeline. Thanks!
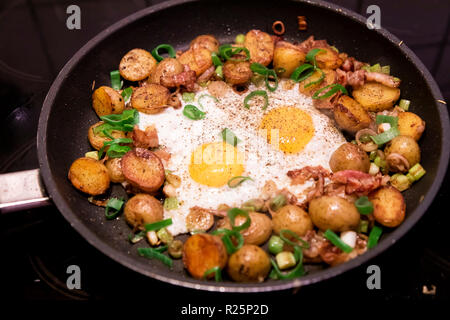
341;57;366;72
319;235;368;266
287;166;330;185
331;170;389;195
197;65;215;83
173;64;198;91
297;36;329;53
131;125;159;149
301;230;327;263
365;71;401;88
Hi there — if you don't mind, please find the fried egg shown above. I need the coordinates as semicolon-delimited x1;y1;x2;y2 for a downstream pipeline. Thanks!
138;80;346;235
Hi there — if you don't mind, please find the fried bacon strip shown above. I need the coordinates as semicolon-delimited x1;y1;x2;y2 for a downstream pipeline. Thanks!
330;170;389;195
287;166;330;185
131;125;159;149
173;64;198;91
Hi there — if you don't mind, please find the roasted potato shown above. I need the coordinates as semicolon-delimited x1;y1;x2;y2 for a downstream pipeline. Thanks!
207;80;230;97
124;194;164;230
68;157;110;195
183;234;228;279
223;59;252;85
217;212;272;246
352;82;401;112
369;186;405;227
244;30;274;67
398;111;425;141
148;58;184;87
131;84;170;114
329;142;371;173
105;157;125;183
227;245;271;282
309;196;360;232
178;47;213;76
190;34;219;53
273;41;306;78
92;86;125;117
121;148;165;193
272;205;313;237
119;48;157;81
315;47;343;70
384;135;421;171
88;121;126;151
333;95;372;134
186;207;215;233
299;69;336;96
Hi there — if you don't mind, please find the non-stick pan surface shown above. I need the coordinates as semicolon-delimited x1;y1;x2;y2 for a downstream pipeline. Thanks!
37;0;449;292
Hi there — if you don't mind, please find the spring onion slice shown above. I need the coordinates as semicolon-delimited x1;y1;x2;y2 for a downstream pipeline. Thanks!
250;62;269;75
290;63;315;82
355;196;374;215
182;92;195;102
279;229;310;249
163;197;178;210
110;70;122;90
203;266;222;282
211;52;223;66
376;114;398;126
211;228;244;254
399;99;410;111
183;104;206;120
121;87;133;103
151;44;176;62
265;70;278;92
323;229;353;253
137;247;173;267
104;198;124;220
270;246;305;280
128;231;145;243
100;109;139;132
368;225;383;249
198;94;218;109
215;65;223;79
312;83;348;99
221;46;250;62
370;127;399;145
227;176;253;188
243;90;268;110
98;137;132;159
303;68;325;88
144;218;173;232
227;208;251;232
221;128;241;146
305;48;325;67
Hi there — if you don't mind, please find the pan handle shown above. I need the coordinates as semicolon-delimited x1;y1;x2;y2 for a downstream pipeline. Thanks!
0;169;51;213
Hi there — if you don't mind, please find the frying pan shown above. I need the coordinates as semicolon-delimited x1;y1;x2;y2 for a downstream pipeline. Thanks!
0;0;448;292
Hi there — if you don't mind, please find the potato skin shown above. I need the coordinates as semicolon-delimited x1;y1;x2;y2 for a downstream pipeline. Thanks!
369;186;405;227
178;47;213;76
244;30;274;67
273;41;306;78
329;142;370;173
223;60;252;85
217;212;272;246
398;112;425;141
148;58;184;87
352;82;401;112
124;194;164;230
190;34;219;53
309;196;360;232
105;157;125;183
384;135;421;170
119;48;157;81
68;157;110;195
183;234;228;279
227;245;270;282
121;148;165;193
333;95;372;134
315;47;343;70
88;121;126;151
92;86;125;117
131;84;170;114
272;205;313;237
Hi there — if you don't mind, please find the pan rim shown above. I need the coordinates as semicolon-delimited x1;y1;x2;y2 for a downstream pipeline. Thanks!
37;0;450;292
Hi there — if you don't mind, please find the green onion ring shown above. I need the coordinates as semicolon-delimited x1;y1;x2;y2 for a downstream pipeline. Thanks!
227;176;253;188
203;266;222;282
312;83;348;99
211;52;223;66
250;62;269;75
368;225;383;249
305;48;326;67
243;90;268;110
303;68;325;88
227;208;251;232
269;246;305;280
151;44;176;62
376;114;398;126
137;247;173;267
279;229;310;249
211;228;244;254
183;104;206;120
104;198;124;220
370;127;399;145
323;229;353;253
265;70;278;92
144;218;173;232
222;47;250;62
110;70;122;90
355;196;374;215
290;63;315;82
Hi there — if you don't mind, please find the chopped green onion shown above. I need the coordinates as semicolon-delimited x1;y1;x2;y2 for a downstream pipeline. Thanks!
270;194;287;212
163;197;179;210
305;48;325;67
398;99;411;111
381;65;390;75
168;240;183;258
376;114;398;126
98;137;132;159
357;220;369;233
227;208;251;232
408;163;426;181
105;197;124;220
264;69;278;92
183;104;206;120
370;127;399;145
215;65;223;79
221;127;241;146
203;266;223;282
312;84;348;99
367;225;383;249
128;231;145;244
250;63;278;92
144;218;173;232
85;151;99;160
182;92;195;102
369;151;378;161
390;173;411;191
303;68;325;88
250;62;269;75
275;251;296;270
156;228;173;244
268;235;284;254
359;134;373;144
369;63;381;73
121;87;133;103
100;109;139;132
243;90;268;110
137;247;173;267
151;44;176;62
110;70;122;90
279;229;310;249
355;196;374;215
290;64;315;82
269;245;305;280
153;245;169;253
227;176;253;188
198;94;218;109
323;229;353;253
220;46;250;62
211;52;223;66
211;228;244;254
235;34;245;44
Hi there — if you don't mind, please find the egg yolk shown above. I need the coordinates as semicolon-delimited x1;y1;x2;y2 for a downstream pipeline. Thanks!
189;142;244;187
260;106;314;154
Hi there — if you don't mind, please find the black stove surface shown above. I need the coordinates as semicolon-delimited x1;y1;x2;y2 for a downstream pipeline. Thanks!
0;0;449;308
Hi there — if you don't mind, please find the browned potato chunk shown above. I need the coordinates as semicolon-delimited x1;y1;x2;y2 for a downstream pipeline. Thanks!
178;47;212;76
315;47;343;70
105;157;125;183
227;245;270;282
384;135;421;171
185;207;214;233
131;84;170;114
309;196;360;232
273;41;306;78
68;157;110;195
223;60;252;85
121;148;165;193
369;186;405;227
88;121;126;150
272;205;313;237
183;234;228;279
124;194;164;230
190;34;219;53
329;142;370;173
398;112;426;141
92;86;125;117
244;30;274;67
352;82;401;112
299;69;336;96
333;95;372;134
217;212;272;246
119;48;157;81
148;58;184;87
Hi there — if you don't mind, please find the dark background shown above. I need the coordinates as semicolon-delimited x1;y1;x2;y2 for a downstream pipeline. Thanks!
0;0;448;308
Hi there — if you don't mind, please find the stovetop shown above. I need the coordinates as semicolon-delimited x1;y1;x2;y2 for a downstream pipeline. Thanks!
1;0;449;306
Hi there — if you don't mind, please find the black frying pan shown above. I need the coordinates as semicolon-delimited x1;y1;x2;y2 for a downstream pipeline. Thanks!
2;0;449;292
